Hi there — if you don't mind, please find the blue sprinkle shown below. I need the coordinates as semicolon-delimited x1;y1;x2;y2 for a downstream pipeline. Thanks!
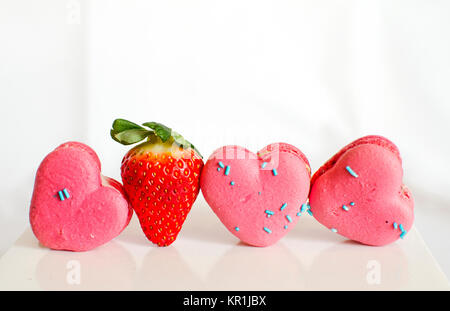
307;209;313;216
63;189;70;199
350;202;355;206
230;181;235;186
301;203;308;213
393;222;398;229
296;212;302;216
399;224;405;232
280;203;287;211
400;231;407;239
284;225;288;229
331;228;338;233
58;191;65;201
217;167;221;172
272;168;278;176
342;205;349;211
286;215;292;223
265;210;274;215
345;166;359;178
261;162;268;169
263;227;272;234
258;191;261;195
224;166;230;176
218;161;225;168
235;227;240;231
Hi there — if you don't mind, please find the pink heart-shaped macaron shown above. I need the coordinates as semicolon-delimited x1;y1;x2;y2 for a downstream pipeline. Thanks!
201;143;311;247
30;142;133;251
309;135;414;246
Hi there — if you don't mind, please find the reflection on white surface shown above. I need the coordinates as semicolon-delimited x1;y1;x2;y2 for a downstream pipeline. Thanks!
134;247;204;290
0;202;448;290
306;241;408;290
36;241;136;291
206;242;306;290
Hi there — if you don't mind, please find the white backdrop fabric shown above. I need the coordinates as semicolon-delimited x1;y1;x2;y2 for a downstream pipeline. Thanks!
1;0;449;270
86;0;450;199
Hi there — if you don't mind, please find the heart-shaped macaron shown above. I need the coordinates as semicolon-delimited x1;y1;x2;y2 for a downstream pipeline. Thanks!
309;135;414;246
30;142;133;251
201;143;311;247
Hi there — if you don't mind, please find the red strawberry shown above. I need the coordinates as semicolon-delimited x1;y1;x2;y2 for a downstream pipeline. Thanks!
111;119;203;246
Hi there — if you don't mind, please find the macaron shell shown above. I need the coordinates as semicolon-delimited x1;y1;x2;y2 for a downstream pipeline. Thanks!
201;143;311;247
311;135;401;186
29;142;132;251
309;139;414;246
55;141;102;171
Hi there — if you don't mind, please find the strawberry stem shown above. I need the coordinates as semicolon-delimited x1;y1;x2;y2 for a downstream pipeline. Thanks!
110;118;202;157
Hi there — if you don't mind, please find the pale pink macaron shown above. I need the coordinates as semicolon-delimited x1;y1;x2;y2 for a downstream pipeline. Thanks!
309;135;414;246
201;143;311;247
30;142;133;251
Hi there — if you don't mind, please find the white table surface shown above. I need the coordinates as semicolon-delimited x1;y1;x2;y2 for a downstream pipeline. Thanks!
0;196;448;291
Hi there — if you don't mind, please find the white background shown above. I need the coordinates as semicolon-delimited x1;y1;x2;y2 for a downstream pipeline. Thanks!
1;0;449;278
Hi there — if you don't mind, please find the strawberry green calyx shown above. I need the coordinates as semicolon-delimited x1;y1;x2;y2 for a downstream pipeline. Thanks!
142;122;172;142
110;118;202;157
